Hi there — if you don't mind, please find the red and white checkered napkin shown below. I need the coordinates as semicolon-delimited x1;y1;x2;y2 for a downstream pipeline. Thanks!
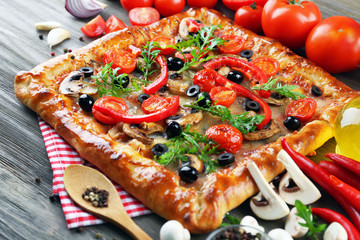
38;117;151;229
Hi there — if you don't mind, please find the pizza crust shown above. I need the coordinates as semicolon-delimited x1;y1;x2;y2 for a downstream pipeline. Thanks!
14;8;359;233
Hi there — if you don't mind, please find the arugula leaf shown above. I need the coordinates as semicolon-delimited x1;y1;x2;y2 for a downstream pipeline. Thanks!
92;62;134;97
169;25;224;74
295;200;327;240
139;41;161;81
184;102;264;134
155;125;222;173
251;77;306;100
220;213;241;227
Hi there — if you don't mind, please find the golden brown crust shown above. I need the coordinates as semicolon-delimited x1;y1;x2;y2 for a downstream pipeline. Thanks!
14;8;359;233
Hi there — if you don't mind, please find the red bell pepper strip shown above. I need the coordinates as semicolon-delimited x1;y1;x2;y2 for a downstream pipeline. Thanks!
325;153;360;177
142;55;168;95
281;138;360;230
205;68;271;130
93;96;179;124
203;56;271;98
318;160;360;191
186;18;204;32
312;208;360;240
330;175;360;212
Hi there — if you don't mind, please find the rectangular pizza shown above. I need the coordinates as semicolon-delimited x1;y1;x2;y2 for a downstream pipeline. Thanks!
14;8;359;233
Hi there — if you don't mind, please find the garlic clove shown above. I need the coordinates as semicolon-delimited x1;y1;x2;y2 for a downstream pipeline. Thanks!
47;28;71;49
35;21;62;30
323;222;348;240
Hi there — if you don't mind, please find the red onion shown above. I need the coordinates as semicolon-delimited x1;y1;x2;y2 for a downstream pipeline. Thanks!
65;0;107;18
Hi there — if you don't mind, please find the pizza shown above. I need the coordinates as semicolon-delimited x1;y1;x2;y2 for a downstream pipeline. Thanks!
14;8;359;233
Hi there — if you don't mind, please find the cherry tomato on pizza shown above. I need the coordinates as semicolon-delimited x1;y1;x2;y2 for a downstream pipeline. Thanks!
262;0;322;49
286;98;317;122
251;57;280;77
209;86;237;107
154;0;185;17
193;69;221;92
120;0;154;12
81;15;106;37
187;0;218;8
152;36;176;55
105;15;127;34
205;124;243;153
129;7;160;26
104;49;137;74
92;97;129;124
306;16;360;74
223;0;268;10
141;94;171;114
218;35;245;54
234;3;263;34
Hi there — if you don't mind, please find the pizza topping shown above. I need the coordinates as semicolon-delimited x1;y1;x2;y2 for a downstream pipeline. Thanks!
141;95;172;114
79;94;95;112
186;85;200;97
283;116;301;131
245;99;261;112
218;35;245;54
209;86;237;107
59;71;98;96
240;49;254;59
79;67;94;78
243;120;280;141
142;55;169;95
137;93;150;104
104;49;137;74
205;125;243;154
152;143;169;157
286;98;317;122
181;154;205;173
167;57;185;71
251;57;280;78
247;161;290;220
311;85;323;96
166;121;182;138
151;36;176;55
122;123;164;145
179;165;198;183
169;111;203;128
217;152;235;166
227;70;244;84
196;92;212;108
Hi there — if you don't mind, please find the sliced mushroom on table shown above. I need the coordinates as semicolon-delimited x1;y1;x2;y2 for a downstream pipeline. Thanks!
277;149;321;205
247;161;290;220
285;207;309;238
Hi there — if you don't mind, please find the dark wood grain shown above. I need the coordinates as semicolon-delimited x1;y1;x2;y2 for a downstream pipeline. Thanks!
0;0;359;239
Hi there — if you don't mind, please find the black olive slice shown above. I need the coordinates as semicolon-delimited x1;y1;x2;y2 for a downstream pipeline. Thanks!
137;93;150;104
227;70;244;84
114;75;130;88
218;153;235;166
79;67;94;78
240;49;253;59
197;92;212;108
152;143;168;157
79;94;94;112
245;100;261;112
311;85;323;96
284;116;301;131
167;57;184;71
179;165;198;183
186;85;200;97
166;122;182;138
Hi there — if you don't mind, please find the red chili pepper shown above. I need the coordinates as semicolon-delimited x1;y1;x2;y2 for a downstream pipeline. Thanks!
330;175;360;212
325;153;360;177
93;96;179;124
128;45;142;57
142;55;168;95
203;56;271;98
186;18;204;32
312;208;360;240
318;160;360;191
281;138;360;230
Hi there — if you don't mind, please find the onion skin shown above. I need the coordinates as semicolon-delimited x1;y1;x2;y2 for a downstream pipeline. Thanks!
65;0;106;18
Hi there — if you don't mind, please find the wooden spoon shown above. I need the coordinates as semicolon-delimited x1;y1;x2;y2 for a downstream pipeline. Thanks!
63;164;152;240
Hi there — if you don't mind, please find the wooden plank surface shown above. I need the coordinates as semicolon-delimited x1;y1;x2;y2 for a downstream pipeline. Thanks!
0;0;359;239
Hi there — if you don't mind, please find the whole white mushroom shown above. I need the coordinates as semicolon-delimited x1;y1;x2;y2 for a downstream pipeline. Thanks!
160;220;191;240
268;228;294;240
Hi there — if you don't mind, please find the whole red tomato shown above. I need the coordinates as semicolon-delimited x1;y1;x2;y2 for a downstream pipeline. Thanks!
235;3;263;34
306;16;360;74
262;0;322;49
154;0;185;17
187;0;218;8
120;0;154;12
223;0;268;11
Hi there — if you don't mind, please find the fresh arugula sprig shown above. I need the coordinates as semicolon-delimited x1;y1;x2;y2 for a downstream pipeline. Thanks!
184;100;264;134
169;25;224;74
139;41;161;81
92;62;134;97
251;77;306;100
155;125;222;173
220;213;241;227
295;200;327;240
131;78;153;91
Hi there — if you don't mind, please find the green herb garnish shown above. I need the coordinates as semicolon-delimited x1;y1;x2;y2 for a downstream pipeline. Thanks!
155;125;222;173
295;200;327;240
170;25;224;74
251;77;306;100
139;41;161;81
92;62;134;97
131;78;153;91
184;101;264;134
220;213;241;227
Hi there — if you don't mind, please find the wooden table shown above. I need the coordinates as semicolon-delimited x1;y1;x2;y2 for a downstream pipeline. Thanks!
1;0;359;239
